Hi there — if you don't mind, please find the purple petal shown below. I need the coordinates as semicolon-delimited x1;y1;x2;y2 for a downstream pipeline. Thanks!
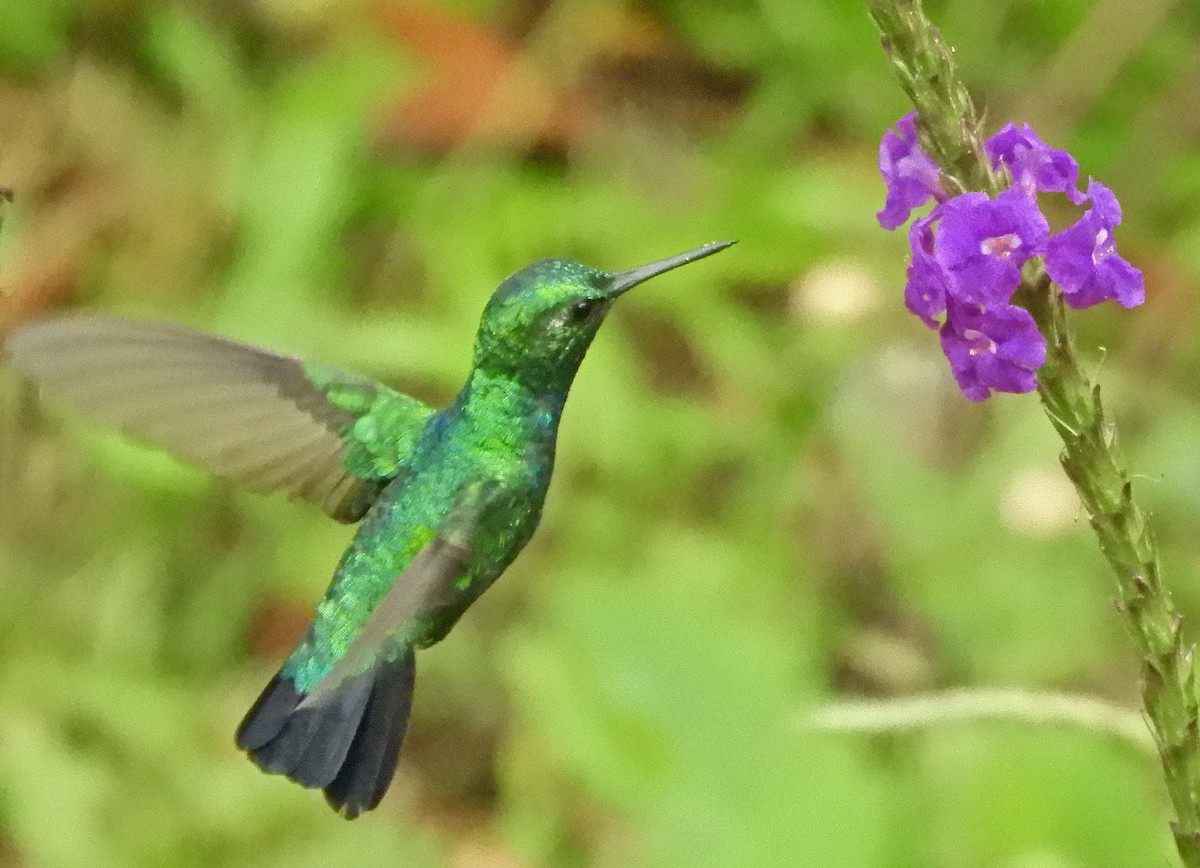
947;252;1022;307
986;186;1052;260
932;187;1048;307
938;329;991;400
904;215;949;327
877;113;945;230
936;188;1048;268
928;193;992;265
1084;179;1122;227
939;300;1045;401
1045;180;1144;310
1103;257;1145;309
1044;220;1096;301
985;306;1048;369
985;123;1086;204
976;354;1039;396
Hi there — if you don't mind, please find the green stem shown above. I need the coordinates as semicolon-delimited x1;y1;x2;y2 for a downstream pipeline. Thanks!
866;1;1200;863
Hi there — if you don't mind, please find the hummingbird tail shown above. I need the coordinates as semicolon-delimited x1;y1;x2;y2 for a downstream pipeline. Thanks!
235;648;417;819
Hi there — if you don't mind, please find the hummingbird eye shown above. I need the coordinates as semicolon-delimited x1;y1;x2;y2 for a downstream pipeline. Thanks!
566;299;599;324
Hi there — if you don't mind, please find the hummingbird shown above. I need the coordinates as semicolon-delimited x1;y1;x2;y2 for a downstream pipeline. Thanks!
4;240;734;818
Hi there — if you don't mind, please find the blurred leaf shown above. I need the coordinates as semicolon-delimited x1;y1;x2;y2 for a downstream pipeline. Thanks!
916;727;1174;866
504;565;888;867
0;0;73;68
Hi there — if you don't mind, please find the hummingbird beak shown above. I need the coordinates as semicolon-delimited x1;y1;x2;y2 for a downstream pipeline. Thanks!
605;240;736;298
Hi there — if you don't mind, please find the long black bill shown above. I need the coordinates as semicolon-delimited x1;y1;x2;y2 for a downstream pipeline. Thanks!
606;240;736;297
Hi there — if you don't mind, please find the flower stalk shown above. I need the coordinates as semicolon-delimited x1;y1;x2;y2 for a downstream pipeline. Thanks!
867;0;1200;863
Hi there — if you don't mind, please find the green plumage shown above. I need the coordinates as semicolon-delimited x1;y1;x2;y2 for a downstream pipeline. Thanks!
4;241;733;817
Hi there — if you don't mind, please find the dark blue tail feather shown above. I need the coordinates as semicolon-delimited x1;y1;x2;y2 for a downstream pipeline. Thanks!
324;652;416;818
236;651;416;818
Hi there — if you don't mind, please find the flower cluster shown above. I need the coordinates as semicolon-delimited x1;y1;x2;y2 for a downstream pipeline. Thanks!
878;114;1143;401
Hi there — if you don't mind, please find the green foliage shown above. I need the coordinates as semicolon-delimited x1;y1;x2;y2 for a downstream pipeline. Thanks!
0;1;1194;865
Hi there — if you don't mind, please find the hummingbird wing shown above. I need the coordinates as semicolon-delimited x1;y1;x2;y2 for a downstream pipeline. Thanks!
301;479;501;706
4;316;436;522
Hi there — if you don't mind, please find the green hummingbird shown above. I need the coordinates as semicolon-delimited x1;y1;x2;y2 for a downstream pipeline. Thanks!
4;240;734;817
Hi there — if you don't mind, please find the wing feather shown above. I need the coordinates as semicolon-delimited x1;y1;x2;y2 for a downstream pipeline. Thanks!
5;316;437;522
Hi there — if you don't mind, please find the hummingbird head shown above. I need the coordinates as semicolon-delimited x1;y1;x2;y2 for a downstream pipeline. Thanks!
472;241;734;393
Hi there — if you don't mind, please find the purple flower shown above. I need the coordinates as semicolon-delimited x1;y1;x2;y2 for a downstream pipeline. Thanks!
934;186;1049;307
904;214;950;327
1045;179;1144;309
877;114;1144;402
940;299;1047;401
877;112;945;230
985;123;1086;204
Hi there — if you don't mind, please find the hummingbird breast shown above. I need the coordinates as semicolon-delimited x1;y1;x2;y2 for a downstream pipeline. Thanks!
286;374;561;690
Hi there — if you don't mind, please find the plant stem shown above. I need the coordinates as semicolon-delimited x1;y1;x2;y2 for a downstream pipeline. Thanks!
804;687;1156;754
867;1;1200;863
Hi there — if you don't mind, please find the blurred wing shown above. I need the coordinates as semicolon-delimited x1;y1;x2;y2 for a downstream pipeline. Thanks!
5;316;436;522
301;480;501;705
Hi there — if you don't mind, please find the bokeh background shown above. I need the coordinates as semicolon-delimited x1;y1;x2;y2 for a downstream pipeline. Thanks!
0;1;1197;865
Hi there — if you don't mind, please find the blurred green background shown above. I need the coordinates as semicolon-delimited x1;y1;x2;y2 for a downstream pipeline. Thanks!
0;0;1197;865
